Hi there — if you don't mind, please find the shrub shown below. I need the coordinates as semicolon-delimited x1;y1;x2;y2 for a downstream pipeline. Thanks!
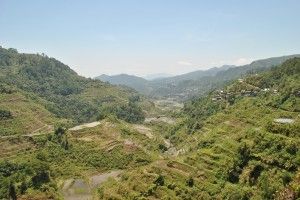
158;144;168;152
0;109;12;120
154;175;164;186
186;177;194;187
116;100;145;123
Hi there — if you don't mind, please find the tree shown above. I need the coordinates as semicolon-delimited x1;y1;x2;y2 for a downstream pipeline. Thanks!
54;126;66;143
62;137;69;150
186;177;194;187
158;144;168;152
32;170;50;188
154;175;164;186
8;182;17;200
19;181;27;194
129;95;140;103
116;100;145;123
0;110;13;120
54;126;65;136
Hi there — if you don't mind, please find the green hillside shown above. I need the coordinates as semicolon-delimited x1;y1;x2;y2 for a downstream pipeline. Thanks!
0;86;57;136
98;58;300;199
0;47;153;136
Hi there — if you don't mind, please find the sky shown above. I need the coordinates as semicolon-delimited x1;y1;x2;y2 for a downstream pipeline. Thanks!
1;0;300;78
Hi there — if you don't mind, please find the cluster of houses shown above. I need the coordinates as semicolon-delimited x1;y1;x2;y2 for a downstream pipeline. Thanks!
211;80;281;102
211;90;233;101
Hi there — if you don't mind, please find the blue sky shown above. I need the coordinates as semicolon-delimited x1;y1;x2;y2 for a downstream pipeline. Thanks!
1;0;300;77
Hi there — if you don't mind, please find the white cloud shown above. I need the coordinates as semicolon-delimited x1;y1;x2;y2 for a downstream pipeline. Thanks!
233;58;252;66
177;61;193;66
210;58;253;67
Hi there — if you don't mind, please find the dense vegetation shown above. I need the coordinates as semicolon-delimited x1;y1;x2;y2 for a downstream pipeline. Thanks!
0;47;149;136
0;118;156;199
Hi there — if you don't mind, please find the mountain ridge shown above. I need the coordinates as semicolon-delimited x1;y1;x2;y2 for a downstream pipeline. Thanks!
96;54;300;99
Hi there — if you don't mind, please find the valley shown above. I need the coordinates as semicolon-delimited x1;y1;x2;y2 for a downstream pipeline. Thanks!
0;47;299;200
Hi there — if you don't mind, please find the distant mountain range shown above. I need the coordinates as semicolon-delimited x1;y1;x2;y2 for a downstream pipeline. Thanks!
143;73;173;80
97;74;152;94
96;54;300;100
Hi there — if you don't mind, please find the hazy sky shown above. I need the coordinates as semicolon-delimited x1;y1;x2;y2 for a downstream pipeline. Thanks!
1;0;300;77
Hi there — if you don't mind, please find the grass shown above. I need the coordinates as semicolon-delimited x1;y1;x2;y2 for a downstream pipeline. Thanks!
0;92;57;136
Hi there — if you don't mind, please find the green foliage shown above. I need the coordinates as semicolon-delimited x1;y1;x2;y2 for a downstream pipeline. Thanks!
0;109;12;120
0;47;151;125
8;182;17;200
154;175;165;186
186;177;194;187
32;169;50;189
54;126;66;136
0;159;54;199
0;84;14;94
266;121;300;137
116;97;145;123
158;144;168;152
129;95;141;103
184;96;225;133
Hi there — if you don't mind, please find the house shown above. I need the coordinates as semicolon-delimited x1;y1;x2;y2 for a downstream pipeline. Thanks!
241;90;257;97
212;95;222;101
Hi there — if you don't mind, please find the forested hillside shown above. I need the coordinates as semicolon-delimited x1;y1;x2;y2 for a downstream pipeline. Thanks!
0;47;152;136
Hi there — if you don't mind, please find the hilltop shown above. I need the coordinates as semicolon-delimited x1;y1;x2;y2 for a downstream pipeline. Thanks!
97;73;152;95
0;47;153;136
